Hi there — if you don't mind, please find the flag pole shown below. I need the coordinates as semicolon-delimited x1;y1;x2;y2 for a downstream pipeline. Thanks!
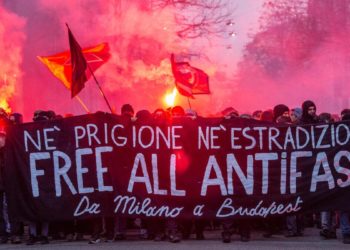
87;64;114;113
66;23;113;114
187;97;192;110
75;95;90;113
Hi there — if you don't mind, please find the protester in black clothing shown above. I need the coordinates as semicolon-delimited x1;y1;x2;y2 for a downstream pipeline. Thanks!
275;110;303;237
164;106;185;243
341;109;350;121
273;104;290;122
338;110;350;244
89;105;137;244
27;111;52;245
318;113;334;124
300;101;320;229
112;104;136;242
134;109;153;240
220;111;251;243
5;113;23;244
121;104;135;120
317;113;337;240
300;100;318;124
0;127;8;244
221;219;250;243
260;109;274;122
297;100;319;236
8;113;23;125
290;108;302;124
262;104;291;238
0;111;22;244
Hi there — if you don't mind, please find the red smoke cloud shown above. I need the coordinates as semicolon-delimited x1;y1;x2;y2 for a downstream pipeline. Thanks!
0;3;26;114
33;0;190;118
0;0;233;120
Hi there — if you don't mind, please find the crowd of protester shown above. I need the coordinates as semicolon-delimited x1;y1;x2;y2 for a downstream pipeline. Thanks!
0;99;350;245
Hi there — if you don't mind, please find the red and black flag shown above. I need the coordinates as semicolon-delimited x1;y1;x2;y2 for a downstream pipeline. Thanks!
67;27;87;98
170;54;210;98
38;32;110;98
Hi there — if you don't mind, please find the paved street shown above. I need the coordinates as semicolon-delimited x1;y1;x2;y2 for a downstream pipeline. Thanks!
0;227;348;250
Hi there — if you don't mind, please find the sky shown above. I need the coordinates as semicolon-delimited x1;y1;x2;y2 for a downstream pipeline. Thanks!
1;0;348;121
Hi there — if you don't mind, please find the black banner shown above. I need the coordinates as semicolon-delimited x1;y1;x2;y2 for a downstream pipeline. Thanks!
4;113;350;221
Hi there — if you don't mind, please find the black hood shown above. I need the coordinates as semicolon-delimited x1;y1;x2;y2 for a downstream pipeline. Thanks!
301;100;318;124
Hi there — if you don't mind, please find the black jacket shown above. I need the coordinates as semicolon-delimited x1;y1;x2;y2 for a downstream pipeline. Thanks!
0;148;4;191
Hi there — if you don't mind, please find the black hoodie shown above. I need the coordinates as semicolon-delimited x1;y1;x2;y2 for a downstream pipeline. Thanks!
300;100;318;124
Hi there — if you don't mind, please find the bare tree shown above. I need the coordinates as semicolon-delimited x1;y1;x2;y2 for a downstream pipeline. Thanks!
150;0;235;39
237;0;323;78
236;0;350;92
258;0;308;30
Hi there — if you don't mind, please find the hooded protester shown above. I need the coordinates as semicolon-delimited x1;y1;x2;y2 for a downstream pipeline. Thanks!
300;100;318;124
341;109;350;121
135;109;152;121
27;112;51;245
171;106;185;118
152;109;170;125
318;113;334;124
107;104;137;244
0;113;23;244
273;104;290;122
317;112;337;241
121;104;135;123
339;112;350;244
261;110;274;122
8;113;23;125
298;100;319;239
275;110;301;238
0;128;8;244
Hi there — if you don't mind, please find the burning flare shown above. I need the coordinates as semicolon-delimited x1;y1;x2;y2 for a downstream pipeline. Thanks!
0;4;25;115
0;100;11;114
0;74;15;114
163;87;177;107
